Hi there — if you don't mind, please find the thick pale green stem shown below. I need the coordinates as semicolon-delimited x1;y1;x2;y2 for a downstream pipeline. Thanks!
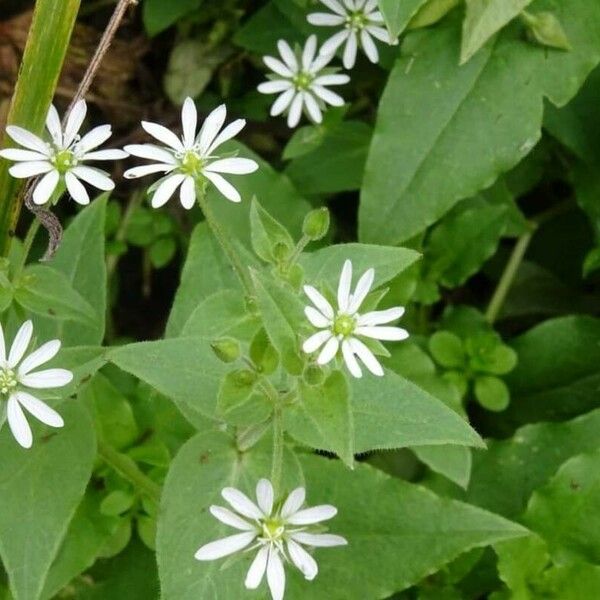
270;407;284;494
15;218;41;277
98;441;162;503
0;0;81;256
196;188;255;297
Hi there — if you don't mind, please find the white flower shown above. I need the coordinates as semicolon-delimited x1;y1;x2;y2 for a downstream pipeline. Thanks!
258;35;350;128
308;0;396;69
0;99;128;206
0;321;72;449
302;259;409;378
124;98;258;206
195;478;347;600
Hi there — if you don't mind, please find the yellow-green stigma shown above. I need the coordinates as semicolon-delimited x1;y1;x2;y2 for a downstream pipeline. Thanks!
293;71;314;91
180;150;205;177
333;314;356;337
0;368;17;395
52;149;76;173
347;11;367;30
261;518;285;541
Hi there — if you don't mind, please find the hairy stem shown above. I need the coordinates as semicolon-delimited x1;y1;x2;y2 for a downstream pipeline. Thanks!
270;407;284;494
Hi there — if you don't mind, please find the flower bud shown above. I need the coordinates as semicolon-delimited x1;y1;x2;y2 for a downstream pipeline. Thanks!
302;208;330;241
303;364;325;386
210;337;241;363
522;11;571;51
231;369;258;387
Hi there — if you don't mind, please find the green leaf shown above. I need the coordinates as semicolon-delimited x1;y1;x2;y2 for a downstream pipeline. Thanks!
413;445;472;489
0;399;95;600
359;1;600;244
216;370;270;425
300;243;420;289
484;344;518;375
523;449;600;565
149;237;176;269
143;0;202;36
286;370;354;468
379;0;429;38
249;197;294;264
100;490;136;517
474;375;510;412
461;0;533;64
251;271;305;375
351;368;484;453
467;407;600;518
523;10;572;51
429;331;465;368
408;0;460;28
14;264;97;327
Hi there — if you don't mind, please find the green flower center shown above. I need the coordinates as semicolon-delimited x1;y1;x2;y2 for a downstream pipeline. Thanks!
261;518;285;541
346;11;367;30
333;314;356;337
0;368;17;395
52;149;76;173
293;71;314;91
180;150;205;177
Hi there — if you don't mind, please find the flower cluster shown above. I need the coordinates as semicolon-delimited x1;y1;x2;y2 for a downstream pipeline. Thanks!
258;0;396;127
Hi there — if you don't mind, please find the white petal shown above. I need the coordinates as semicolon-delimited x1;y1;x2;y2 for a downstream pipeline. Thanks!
277;39;298;72
75;124;111;154
349;337;383;376
197;104;226;155
204;172;241;203
291;532;348;547
360;29;379;63
303;330;332;355
124;164;175;179
320;0;347;16
141;121;184;152
266;549;286;600
17;339;61;376
256;478;274;515
181;97;198;149
366;25;393;43
348;268;374;314
320;30;351;57
304;306;331;329
307;13;346;26
206;118;247;155
0;148;48;162
64;99;87;146
309;53;334;74
81;149;128;161
150;174;186;208
287;539;318;580
45;105;63;146
205;157;258;175
312;85;346;107
194;531;257;561
124;144;177;164
8;320;33;367
343;31;358;69
222;487;263;520
281;487;306;518
337;259;353;312
355;325;409;341
287;505;337;525
258;80;293;94
179;176;196;210
302;35;318;71
342;339;362;378
5;126;50;155
263;56;293;78
9;161;53;178
317;335;339;365
358;307;405;326
364;0;379;13
270;88;296;117
303;92;323;124
287;93;304;128
313;74;350;86
7;395;32;449
15;391;63;428
32;170;60;205
303;285;334;319
65;171;90;205
0;323;6;364
70;166;114;191
20;368;73;389
209;505;255;531
245;546;269;589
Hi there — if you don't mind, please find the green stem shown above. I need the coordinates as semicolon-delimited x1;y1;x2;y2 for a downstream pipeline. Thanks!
270;407;284;494
196;188;255;297
16;218;41;276
97;441;162;503
485;226;536;324
284;234;310;272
